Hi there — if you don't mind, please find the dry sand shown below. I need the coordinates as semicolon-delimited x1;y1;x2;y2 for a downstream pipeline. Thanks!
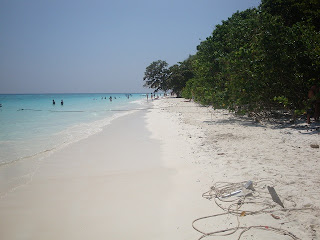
149;97;320;240
0;97;319;240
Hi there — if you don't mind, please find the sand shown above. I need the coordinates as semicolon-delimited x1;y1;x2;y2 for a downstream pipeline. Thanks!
0;104;210;240
0;97;319;240
149;97;320;240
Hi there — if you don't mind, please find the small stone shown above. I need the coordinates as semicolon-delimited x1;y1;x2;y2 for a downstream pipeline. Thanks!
310;144;319;148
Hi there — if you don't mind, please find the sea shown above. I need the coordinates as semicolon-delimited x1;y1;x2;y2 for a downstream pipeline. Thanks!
0;93;149;198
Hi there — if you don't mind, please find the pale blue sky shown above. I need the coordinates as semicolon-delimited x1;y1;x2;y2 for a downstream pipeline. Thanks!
0;0;260;94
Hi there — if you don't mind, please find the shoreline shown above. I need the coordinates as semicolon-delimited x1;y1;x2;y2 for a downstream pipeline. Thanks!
0;97;319;239
0;108;175;239
0;100;210;240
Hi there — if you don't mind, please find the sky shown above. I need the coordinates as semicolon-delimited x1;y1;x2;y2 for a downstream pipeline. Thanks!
0;0;261;94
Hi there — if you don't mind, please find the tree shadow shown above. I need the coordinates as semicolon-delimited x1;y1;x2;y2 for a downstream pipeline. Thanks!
203;112;320;135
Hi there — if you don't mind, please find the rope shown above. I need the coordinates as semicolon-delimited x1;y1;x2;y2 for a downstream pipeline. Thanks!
193;180;315;239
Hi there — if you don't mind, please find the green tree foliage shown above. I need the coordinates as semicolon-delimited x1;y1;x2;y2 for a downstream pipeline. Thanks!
182;1;320;115
185;9;265;110
145;0;320;117
167;55;195;97
143;60;169;92
261;0;320;30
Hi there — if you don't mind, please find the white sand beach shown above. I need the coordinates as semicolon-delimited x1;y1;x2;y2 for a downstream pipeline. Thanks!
0;97;319;240
149;97;320;240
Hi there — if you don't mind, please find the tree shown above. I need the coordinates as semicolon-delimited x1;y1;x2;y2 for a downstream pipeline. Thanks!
143;60;169;92
144;0;320;118
167;55;195;97
260;0;320;30
182;4;320;115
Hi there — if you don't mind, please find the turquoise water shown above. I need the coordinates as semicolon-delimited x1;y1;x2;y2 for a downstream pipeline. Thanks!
0;93;147;165
0;93;150;198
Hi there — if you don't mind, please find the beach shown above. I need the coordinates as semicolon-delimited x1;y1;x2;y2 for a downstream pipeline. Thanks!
151;97;320;239
1;97;320;239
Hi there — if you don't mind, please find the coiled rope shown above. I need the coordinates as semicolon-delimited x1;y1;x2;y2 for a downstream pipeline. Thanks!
192;180;315;239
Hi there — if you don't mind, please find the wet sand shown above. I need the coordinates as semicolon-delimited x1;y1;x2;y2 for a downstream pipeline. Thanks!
0;107;209;240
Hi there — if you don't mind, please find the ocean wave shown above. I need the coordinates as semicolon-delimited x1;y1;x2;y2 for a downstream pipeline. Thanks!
52;109;136;148
129;99;146;104
0;108;138;168
0;146;57;167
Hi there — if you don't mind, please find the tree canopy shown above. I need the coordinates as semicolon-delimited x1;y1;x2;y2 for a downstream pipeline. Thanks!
143;0;320;118
143;60;169;92
167;55;195;97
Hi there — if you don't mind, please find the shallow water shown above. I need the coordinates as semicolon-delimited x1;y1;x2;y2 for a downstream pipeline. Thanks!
0;93;148;164
0;93;149;198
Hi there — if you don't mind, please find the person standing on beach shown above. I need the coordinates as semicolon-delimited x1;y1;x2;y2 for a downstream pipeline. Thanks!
307;85;320;124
